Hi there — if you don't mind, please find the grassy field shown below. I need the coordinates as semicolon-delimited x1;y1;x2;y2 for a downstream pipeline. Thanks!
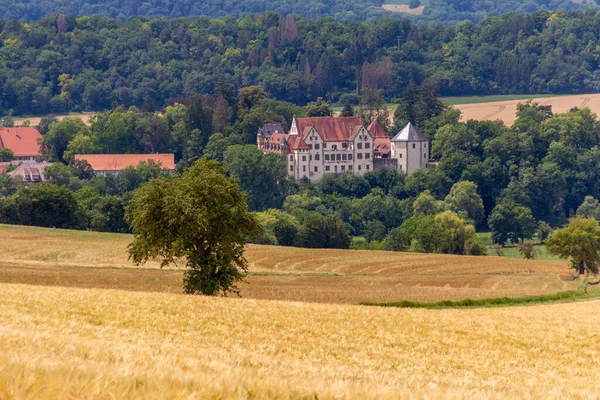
1;224;599;398
0;224;579;304
2;283;600;399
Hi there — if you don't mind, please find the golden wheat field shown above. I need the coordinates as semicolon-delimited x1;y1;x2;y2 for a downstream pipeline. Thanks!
0;224;577;303
455;94;600;125
1;283;599;399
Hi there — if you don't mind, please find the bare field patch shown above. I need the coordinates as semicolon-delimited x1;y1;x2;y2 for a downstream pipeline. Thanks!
1;283;599;399
12;112;95;126
382;4;424;14
456;94;600;125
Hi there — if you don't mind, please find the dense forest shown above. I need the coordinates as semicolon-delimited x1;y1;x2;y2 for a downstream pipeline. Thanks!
3;10;600;116
0;0;595;24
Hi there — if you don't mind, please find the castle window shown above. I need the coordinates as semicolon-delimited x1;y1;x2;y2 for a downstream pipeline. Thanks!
302;156;306;161
357;143;362;149
348;154;353;160
412;143;416;149
303;166;306;172
332;145;337;150
315;154;320;161
424;153;427;158
341;166;345;171
366;165;370;170
342;154;347;161
309;144;313;149
334;166;338;172
314;166;318;172
424;143;427;148
358;165;361;171
323;143;327;149
399;154;403;158
365;143;370;149
289;155;293;161
315;144;320;150
342;143;348;148
290;165;293;171
326;166;330;171
336;154;341;161
357;153;363;160
348;165;353;171
365;153;370;159
325;154;330;161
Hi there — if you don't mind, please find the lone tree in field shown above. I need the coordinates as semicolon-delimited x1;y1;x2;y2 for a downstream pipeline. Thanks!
126;159;261;296
546;217;600;294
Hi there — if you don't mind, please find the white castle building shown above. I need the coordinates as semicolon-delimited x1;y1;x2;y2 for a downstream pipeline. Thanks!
257;116;428;182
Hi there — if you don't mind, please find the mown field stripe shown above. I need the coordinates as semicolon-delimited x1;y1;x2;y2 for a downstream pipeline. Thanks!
361;289;600;309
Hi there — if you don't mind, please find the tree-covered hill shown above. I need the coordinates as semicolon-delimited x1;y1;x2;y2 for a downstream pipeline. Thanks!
0;0;596;23
3;10;600;116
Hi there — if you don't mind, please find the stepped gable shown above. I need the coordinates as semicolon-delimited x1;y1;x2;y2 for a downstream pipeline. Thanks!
392;122;428;142
295;116;363;142
0;127;43;158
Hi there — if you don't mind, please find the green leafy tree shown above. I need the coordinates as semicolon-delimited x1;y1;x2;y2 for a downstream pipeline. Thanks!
43;118;90;161
488;201;537;245
306;97;332;117
224;145;287;211
444;181;485;224
0;148;14;162
537;221;552;243
434;210;479;255
126;159;261;296
576;196;599;218
340;101;354;117
413;190;444;216
546;217;600;277
296;212;351;249
364;220;387;243
0;183;83;228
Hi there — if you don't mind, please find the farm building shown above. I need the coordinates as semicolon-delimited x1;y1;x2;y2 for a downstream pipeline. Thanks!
0;127;43;161
74;154;176;176
257;116;429;182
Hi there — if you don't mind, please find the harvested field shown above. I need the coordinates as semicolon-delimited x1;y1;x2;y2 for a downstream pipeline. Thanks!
1;283;599;399
382;4;424;14
0;224;579;303
12;112;95;126
455;93;600;126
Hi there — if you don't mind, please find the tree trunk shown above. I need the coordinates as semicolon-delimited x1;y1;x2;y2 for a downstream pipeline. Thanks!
578;260;585;275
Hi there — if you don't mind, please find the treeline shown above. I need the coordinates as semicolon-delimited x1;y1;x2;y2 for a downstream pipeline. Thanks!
0;0;595;24
5;10;600;116
422;0;597;24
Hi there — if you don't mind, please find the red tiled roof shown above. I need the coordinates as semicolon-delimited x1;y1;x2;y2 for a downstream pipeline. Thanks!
0;127;42;157
367;120;390;139
374;138;391;156
295;116;363;142
74;154;176;171
285;135;309;151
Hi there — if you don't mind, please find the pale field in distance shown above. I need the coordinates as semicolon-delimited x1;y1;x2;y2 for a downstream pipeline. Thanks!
0;224;578;303
455;94;600;125
12;112;95;126
381;4;425;14
1;283;599;399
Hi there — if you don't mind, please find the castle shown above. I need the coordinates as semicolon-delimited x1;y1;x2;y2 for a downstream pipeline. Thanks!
257;116;429;183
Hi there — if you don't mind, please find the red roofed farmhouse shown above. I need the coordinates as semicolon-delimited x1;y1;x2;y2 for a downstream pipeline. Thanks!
0;127;43;161
74;154;176;176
